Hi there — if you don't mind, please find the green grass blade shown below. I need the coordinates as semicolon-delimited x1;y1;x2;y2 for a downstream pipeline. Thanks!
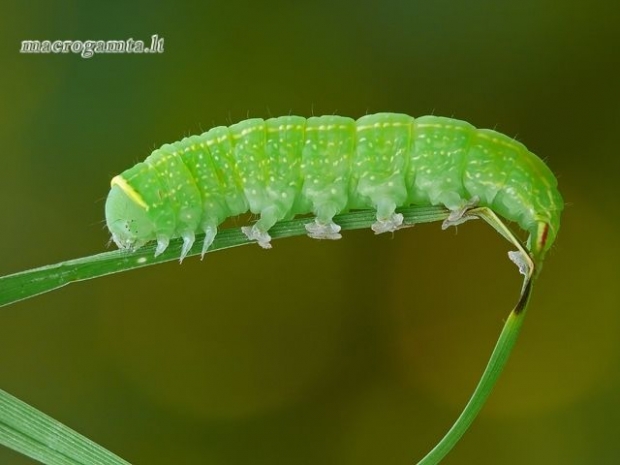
0;205;449;309
416;279;534;464
0;388;130;465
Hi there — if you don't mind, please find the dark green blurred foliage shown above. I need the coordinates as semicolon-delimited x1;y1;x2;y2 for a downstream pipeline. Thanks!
1;1;618;464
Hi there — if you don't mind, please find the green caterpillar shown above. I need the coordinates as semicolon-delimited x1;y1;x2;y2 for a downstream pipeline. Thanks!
105;112;563;267
104;112;563;464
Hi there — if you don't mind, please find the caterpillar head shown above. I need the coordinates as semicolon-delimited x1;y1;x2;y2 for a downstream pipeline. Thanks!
105;181;155;251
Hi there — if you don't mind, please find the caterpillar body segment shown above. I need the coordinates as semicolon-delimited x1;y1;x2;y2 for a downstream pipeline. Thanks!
353;113;412;233
300;115;355;240
105;113;563;265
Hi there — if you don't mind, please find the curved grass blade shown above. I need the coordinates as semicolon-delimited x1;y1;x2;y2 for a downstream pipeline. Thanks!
417;279;533;464
417;206;536;464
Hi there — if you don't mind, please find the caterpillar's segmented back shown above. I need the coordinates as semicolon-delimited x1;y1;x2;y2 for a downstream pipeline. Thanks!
105;113;563;263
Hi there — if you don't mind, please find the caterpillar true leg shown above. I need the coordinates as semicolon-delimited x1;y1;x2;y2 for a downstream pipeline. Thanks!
154;235;170;257
179;231;195;262
200;223;218;259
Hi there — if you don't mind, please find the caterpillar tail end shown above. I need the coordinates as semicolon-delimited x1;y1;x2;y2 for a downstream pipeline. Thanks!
527;221;551;277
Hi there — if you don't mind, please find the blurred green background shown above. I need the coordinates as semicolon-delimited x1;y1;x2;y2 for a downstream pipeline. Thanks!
1;0;618;463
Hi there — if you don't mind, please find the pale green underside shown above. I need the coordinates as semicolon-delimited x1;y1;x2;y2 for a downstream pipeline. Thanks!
111;113;563;250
